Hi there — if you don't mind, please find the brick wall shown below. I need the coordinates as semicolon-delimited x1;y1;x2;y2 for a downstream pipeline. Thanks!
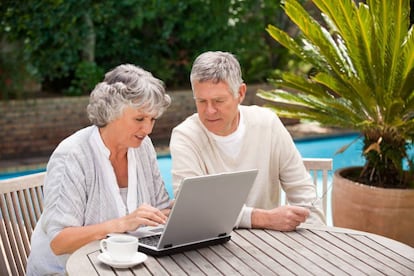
1;97;90;160
0;84;294;161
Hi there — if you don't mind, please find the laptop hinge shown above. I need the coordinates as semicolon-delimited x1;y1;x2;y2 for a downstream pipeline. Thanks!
218;232;227;237
163;244;173;248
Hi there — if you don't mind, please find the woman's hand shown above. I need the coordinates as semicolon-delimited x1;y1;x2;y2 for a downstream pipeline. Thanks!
121;203;168;232
161;199;175;217
50;204;167;255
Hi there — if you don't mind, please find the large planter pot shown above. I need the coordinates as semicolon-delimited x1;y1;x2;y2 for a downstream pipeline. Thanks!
332;167;414;247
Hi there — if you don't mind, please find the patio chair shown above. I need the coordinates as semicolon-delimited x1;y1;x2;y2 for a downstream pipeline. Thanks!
303;158;333;216
0;172;45;276
281;158;333;223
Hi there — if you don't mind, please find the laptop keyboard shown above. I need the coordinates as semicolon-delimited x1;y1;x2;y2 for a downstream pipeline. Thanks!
140;234;161;247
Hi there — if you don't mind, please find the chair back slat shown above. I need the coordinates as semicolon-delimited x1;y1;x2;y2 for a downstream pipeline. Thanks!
26;187;43;231
0;172;45;276
16;190;35;254
18;190;34;241
280;158;333;223
1;193;25;276
35;186;44;214
0;196;17;276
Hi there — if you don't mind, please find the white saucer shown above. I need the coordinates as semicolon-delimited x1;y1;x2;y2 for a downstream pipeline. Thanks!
98;252;147;268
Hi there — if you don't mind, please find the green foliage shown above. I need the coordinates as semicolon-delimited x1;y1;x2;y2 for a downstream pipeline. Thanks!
0;41;24;100
91;0;286;87
0;0;293;97
1;0;90;80
0;39;40;100
258;0;414;189
64;61;104;96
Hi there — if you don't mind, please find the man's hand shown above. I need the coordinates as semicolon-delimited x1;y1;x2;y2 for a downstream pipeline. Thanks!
251;205;310;231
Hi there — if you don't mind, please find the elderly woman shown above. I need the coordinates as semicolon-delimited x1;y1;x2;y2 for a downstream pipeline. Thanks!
26;64;172;275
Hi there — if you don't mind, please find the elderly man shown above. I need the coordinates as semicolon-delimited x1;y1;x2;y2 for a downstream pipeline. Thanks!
170;51;325;231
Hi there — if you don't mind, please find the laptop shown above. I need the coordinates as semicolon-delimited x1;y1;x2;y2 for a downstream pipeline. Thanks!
130;169;258;256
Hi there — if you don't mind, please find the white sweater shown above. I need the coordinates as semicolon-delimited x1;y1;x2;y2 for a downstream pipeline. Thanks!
170;105;324;228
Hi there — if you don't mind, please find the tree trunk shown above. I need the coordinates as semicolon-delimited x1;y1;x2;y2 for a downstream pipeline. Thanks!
81;13;95;62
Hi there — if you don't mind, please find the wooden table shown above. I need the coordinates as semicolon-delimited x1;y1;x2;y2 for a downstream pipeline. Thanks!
66;225;414;275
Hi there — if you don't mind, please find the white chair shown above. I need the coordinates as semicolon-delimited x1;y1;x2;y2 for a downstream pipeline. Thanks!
281;158;333;222
0;172;45;276
303;158;333;216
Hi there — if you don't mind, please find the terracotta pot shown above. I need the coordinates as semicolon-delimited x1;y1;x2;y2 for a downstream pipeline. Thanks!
332;167;414;247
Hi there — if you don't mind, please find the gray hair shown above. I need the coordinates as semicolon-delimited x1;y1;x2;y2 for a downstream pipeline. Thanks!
87;64;171;127
190;51;244;98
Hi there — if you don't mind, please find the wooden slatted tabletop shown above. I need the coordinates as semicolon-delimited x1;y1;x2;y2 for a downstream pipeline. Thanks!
66;225;414;275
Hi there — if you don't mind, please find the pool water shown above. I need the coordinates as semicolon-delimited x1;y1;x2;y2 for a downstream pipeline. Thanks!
1;133;365;196
295;133;364;170
0;168;46;181
157;155;174;198
158;133;365;198
0;134;366;226
0;134;364;180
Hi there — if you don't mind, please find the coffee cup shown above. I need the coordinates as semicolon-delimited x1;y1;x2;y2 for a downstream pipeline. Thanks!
100;235;138;262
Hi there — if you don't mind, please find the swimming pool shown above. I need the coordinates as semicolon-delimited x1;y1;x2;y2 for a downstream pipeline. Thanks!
295;133;364;170
0;168;46;181
158;133;365;198
0;133;364;181
0;134;365;226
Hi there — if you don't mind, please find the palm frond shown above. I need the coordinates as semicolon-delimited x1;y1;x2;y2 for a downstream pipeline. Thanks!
264;25;305;61
374;0;410;98
311;72;374;113
352;3;376;88
400;26;414;97
268;72;332;98
313;0;375;86
402;26;414;78
259;0;414;187
266;25;328;70
258;88;370;129
281;0;351;78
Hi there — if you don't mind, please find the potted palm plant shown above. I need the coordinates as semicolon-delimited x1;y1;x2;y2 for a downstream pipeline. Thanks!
257;0;414;246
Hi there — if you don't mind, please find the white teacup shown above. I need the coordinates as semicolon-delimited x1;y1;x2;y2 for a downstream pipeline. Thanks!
100;235;139;262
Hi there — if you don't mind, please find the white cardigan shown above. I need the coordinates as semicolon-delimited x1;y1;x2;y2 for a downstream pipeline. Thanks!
27;125;170;275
